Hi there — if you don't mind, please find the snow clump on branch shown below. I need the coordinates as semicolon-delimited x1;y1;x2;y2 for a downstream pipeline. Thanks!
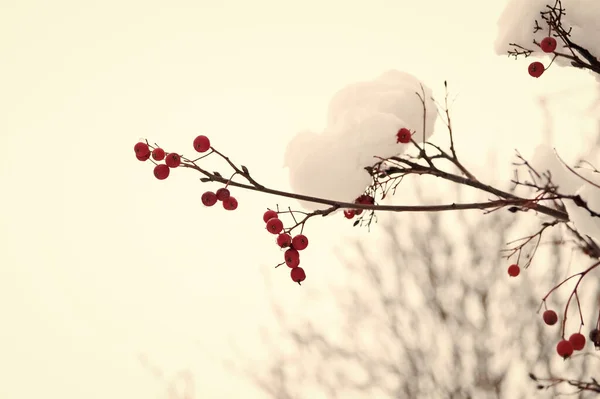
284;70;437;210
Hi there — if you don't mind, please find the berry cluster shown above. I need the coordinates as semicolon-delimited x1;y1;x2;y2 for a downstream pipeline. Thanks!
507;264;596;359
133;135;212;181
134;135;239;210
263;209;309;285
528;36;558;78
541;308;596;359
343;194;376;220
202;187;238;210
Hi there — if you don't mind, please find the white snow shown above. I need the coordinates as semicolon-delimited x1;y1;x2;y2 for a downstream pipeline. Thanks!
496;0;600;239
531;144;581;194
284;70;437;210
564;183;600;242
494;0;600;82
532;144;600;241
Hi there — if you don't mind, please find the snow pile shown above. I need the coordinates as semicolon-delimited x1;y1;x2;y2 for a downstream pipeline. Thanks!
494;0;600;81
284;70;437;210
532;144;600;242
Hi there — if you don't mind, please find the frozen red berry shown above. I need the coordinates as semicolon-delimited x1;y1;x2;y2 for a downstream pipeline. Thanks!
153;164;170;180
543;309;558;326
266;217;284;234
152;147;165;161
556;339;574;359
508;264;520;277
291;267;306;284
136;152;151;161
223;196;238;210
344;209;355;219
528;61;545;78
292;234;309;251
540;36;557;53
165;153;181;168
396;127;412;144
201;191;218;207
216;188;230;201
355;194;375;205
134;142;150;157
263;210;278;223
569;333;586;351
193;135;211;153
284;248;300;268
277;233;292;248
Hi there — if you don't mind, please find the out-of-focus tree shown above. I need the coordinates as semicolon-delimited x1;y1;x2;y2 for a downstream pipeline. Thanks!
233;177;600;398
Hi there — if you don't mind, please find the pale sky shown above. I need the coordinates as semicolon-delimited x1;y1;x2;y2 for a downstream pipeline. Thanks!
1;1;599;398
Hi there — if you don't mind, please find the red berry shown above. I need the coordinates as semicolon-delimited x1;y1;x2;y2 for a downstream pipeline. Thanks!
344;209;355;219
556;339;574;359
292;234;309;251
201;191;218;207
134;142;150;157
540;36;557;53
507;264;520;277
216;188;230;201
528;61;545;78
263;210;278;223
266;218;284;234
543;310;558;326
355;194;375;205
396;127;412;144
193;135;211;153
165;153;181;168
569;333;586;351
152;147;165;161
284;248;300;268
223;196;238;210
153;164;170;180
136;152;151;161
277;233;292;248
291;267;306;284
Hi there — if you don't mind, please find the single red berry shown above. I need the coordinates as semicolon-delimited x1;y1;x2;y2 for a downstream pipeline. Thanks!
223;196;238;210
284;248;300;268
396;127;412;144
528;61;545;78
136;152;151;161
507;264;520;277
556;339;574;359
292;234;309;251
201;191;218;207
569;333;586;351
165;153;181;168
355;194;375;205
540;36;557;53
344;209;355;219
266;217;284;234
263;210;278;223
291;267;306;284
193;135;211;153
152;147;165;161
216;188;231;201
153;164;170;180
134;142;150;157
277;233;292;248
543;310;558;326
